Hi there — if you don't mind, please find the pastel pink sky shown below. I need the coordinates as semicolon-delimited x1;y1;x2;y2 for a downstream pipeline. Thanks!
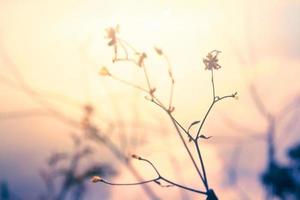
0;0;300;199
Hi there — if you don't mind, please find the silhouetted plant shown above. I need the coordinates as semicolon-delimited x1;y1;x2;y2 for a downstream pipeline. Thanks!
221;85;300;199
0;181;21;200
39;135;117;200
94;25;238;200
0;40;162;200
261;142;300;200
1;182;10;200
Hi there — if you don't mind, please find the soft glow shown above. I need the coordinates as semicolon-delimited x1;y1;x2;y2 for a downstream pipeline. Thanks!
0;0;300;199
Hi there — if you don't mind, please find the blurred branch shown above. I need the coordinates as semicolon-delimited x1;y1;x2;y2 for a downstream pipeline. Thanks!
40;136;117;200
0;35;161;200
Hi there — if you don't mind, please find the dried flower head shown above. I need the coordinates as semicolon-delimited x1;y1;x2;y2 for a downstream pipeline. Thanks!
154;47;163;56
137;52;147;67
203;50;222;70
91;176;103;183
99;67;111;76
131;154;141;160
105;25;119;46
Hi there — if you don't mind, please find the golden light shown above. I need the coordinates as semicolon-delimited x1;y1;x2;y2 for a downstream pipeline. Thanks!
1;0;300;200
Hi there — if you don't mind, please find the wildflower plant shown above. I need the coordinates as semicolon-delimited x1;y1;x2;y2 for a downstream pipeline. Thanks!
95;25;238;200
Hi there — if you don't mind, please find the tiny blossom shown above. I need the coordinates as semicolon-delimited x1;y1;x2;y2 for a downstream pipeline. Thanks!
203;50;222;70
105;25;119;46
99;67;111;76
137;52;147;67
91;176;103;183
154;47;163;56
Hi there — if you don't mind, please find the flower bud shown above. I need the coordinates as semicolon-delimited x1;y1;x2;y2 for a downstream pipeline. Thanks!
91;176;103;183
99;67;111;76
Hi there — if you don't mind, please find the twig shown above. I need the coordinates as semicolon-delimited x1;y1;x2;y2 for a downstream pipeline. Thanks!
98;155;207;195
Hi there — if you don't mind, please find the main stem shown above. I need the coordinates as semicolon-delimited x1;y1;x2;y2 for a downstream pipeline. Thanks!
195;140;209;190
168;113;206;187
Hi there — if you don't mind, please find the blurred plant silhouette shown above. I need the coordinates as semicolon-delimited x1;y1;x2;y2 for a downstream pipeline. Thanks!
218;84;300;200
0;181;21;200
39;135;117;200
0;35;162;199
95;25;238;200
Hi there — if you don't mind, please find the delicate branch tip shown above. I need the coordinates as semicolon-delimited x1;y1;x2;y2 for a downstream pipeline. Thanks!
198;135;212;140
233;92;238;99
91;176;103;183
131;154;142;160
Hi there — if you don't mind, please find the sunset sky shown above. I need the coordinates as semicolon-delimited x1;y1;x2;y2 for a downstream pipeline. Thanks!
0;0;300;199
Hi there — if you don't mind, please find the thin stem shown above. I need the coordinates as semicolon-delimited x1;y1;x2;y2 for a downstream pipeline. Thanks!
193;93;237;188
101;178;159;186
111;75;149;93
169;114;193;141
113;58;138;65
148;98;205;186
169;81;174;109
216;93;237;102
142;64;152;92
139;157;161;176
117;39;129;59
195;93;237;140
91;131;161;200
118;38;140;54
196;101;215;139
168;114;206;187
163;54;175;109
152;96;168;111
147;96;193;141
126;163;161;200
160;177;207;195
192;69;237;192
211;69;215;100
194;141;209;190
134;156;207;195
100;176;207;195
196;69;217;140
149;98;168;111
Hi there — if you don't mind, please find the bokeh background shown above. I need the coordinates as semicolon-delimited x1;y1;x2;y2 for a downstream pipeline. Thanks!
0;0;300;199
